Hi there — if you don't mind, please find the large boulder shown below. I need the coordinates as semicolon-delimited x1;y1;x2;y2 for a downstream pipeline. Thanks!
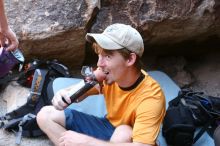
91;0;220;54
4;0;220;66
5;0;100;68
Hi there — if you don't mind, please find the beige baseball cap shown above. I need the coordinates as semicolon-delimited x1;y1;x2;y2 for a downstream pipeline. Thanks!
86;23;144;57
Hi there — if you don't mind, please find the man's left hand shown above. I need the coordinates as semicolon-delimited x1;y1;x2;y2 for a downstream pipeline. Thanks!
59;130;90;146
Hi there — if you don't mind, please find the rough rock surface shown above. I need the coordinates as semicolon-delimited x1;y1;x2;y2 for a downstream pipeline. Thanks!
4;0;100;68
4;0;220;68
90;0;220;54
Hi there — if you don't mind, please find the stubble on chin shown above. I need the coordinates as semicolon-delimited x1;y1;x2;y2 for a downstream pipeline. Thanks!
104;79;114;85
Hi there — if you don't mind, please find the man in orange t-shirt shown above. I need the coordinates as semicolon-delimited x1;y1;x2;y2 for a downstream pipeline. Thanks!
37;23;165;146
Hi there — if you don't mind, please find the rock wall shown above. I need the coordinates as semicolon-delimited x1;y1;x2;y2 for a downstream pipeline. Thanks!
92;0;220;54
5;0;100;68
4;0;220;67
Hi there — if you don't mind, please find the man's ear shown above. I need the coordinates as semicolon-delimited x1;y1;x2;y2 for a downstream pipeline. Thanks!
126;53;137;67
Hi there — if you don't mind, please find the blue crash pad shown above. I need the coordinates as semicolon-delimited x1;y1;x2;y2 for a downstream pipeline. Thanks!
52;71;214;146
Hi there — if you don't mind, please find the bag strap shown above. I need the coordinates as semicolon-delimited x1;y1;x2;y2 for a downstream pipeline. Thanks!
16;113;36;145
48;61;70;77
193;119;215;144
27;69;48;107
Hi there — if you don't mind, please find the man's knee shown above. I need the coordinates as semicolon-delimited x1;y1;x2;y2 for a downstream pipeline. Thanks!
36;106;55;127
110;125;132;143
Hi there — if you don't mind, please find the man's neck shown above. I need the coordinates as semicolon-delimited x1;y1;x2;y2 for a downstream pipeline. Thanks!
117;69;142;89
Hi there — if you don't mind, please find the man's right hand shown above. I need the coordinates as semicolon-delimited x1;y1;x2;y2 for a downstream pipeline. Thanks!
51;89;71;110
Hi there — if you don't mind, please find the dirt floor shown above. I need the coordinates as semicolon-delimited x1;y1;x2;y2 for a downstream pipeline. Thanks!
0;52;219;146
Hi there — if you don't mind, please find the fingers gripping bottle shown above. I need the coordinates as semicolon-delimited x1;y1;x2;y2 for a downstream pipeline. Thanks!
62;66;105;104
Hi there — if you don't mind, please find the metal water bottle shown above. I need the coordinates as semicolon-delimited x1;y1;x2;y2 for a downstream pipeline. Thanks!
62;66;98;104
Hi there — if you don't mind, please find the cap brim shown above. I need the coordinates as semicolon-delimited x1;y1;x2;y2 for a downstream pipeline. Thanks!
86;33;124;50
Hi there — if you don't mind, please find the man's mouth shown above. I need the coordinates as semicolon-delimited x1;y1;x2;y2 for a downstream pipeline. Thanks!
104;71;109;75
100;68;109;75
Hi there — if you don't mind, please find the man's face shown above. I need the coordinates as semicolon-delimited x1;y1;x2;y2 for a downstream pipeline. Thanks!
97;50;128;85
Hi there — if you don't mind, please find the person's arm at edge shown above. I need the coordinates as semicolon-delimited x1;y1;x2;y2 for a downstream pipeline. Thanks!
0;0;18;51
0;0;9;30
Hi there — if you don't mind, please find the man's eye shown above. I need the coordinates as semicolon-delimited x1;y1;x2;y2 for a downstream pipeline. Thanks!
105;55;111;59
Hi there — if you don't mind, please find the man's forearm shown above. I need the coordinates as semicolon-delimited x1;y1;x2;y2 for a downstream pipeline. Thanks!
0;0;9;31
59;131;152;146
87;136;152;146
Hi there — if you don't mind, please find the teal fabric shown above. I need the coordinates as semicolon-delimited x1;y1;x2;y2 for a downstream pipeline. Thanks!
52;71;214;146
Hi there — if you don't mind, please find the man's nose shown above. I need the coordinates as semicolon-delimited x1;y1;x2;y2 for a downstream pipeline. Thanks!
97;56;105;67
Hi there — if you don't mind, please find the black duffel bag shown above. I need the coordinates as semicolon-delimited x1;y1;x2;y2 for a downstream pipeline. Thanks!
162;103;195;146
162;88;220;146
